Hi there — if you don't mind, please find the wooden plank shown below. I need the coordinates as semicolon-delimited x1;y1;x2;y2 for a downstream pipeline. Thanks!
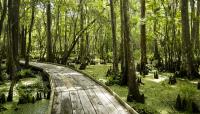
71;74;96;89
51;92;61;114
93;87;118;114
70;90;84;114
60;91;72;114
78;89;96;114
24;62;133;114
85;89;109;114
62;75;77;91
99;87;129;114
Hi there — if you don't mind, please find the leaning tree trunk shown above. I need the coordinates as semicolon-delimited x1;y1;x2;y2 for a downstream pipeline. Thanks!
140;0;147;74
123;0;141;102
109;0;119;77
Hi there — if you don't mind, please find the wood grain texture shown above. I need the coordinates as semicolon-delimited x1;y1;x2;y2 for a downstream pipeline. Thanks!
23;62;134;114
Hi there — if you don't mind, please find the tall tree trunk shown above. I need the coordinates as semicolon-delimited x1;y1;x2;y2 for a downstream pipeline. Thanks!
120;0;127;85
123;0;141;102
46;0;53;62
79;0;87;69
109;0;119;77
21;26;27;58
190;0;196;51
140;0;147;74
12;0;20;65
0;0;7;37
181;0;195;78
25;1;35;67
195;0;200;56
7;0;18;102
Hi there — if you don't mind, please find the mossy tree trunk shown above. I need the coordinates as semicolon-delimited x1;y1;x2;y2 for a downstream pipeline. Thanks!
120;0;128;85
7;0;19;102
109;0;119;77
140;0;147;73
123;0;141;101
79;0;87;69
0;0;7;37
180;0;196;78
46;0;53;62
195;0;200;56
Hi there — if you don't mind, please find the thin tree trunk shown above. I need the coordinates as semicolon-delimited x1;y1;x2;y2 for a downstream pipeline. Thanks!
46;0;53;62
109;0;119;76
0;0;7;37
25;1;35;67
195;0;200;56
79;0;87;69
120;0;127;85
140;0;147;74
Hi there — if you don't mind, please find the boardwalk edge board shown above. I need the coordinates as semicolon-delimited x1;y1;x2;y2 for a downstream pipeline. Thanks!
20;61;138;114
68;66;139;114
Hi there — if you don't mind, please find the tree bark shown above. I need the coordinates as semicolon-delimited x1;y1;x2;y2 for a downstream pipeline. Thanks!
25;1;35;67
181;0;195;77
109;0;119;77
7;0;18;102
79;0;87;69
12;0;20;64
21;26;27;58
140;0;147;73
123;0;141;101
46;0;53;62
195;0;200;56
120;0;127;85
0;0;7;37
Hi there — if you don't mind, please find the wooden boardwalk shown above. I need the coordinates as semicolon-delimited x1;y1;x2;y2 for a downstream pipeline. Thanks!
27;62;136;114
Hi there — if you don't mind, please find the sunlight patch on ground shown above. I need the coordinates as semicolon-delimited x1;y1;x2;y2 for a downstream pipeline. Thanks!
145;76;168;83
158;109;169;114
98;79;107;83
56;66;64;69
63;72;82;76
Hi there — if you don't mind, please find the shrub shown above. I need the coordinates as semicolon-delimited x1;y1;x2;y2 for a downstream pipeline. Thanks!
0;93;6;104
105;77;115;86
0;105;7;112
168;76;176;85
17;69;35;79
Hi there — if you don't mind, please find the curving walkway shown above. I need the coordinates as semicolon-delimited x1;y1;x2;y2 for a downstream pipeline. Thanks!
26;62;136;114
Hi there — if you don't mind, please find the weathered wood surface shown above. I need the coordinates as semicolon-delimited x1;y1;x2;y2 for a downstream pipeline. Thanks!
26;62;133;114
